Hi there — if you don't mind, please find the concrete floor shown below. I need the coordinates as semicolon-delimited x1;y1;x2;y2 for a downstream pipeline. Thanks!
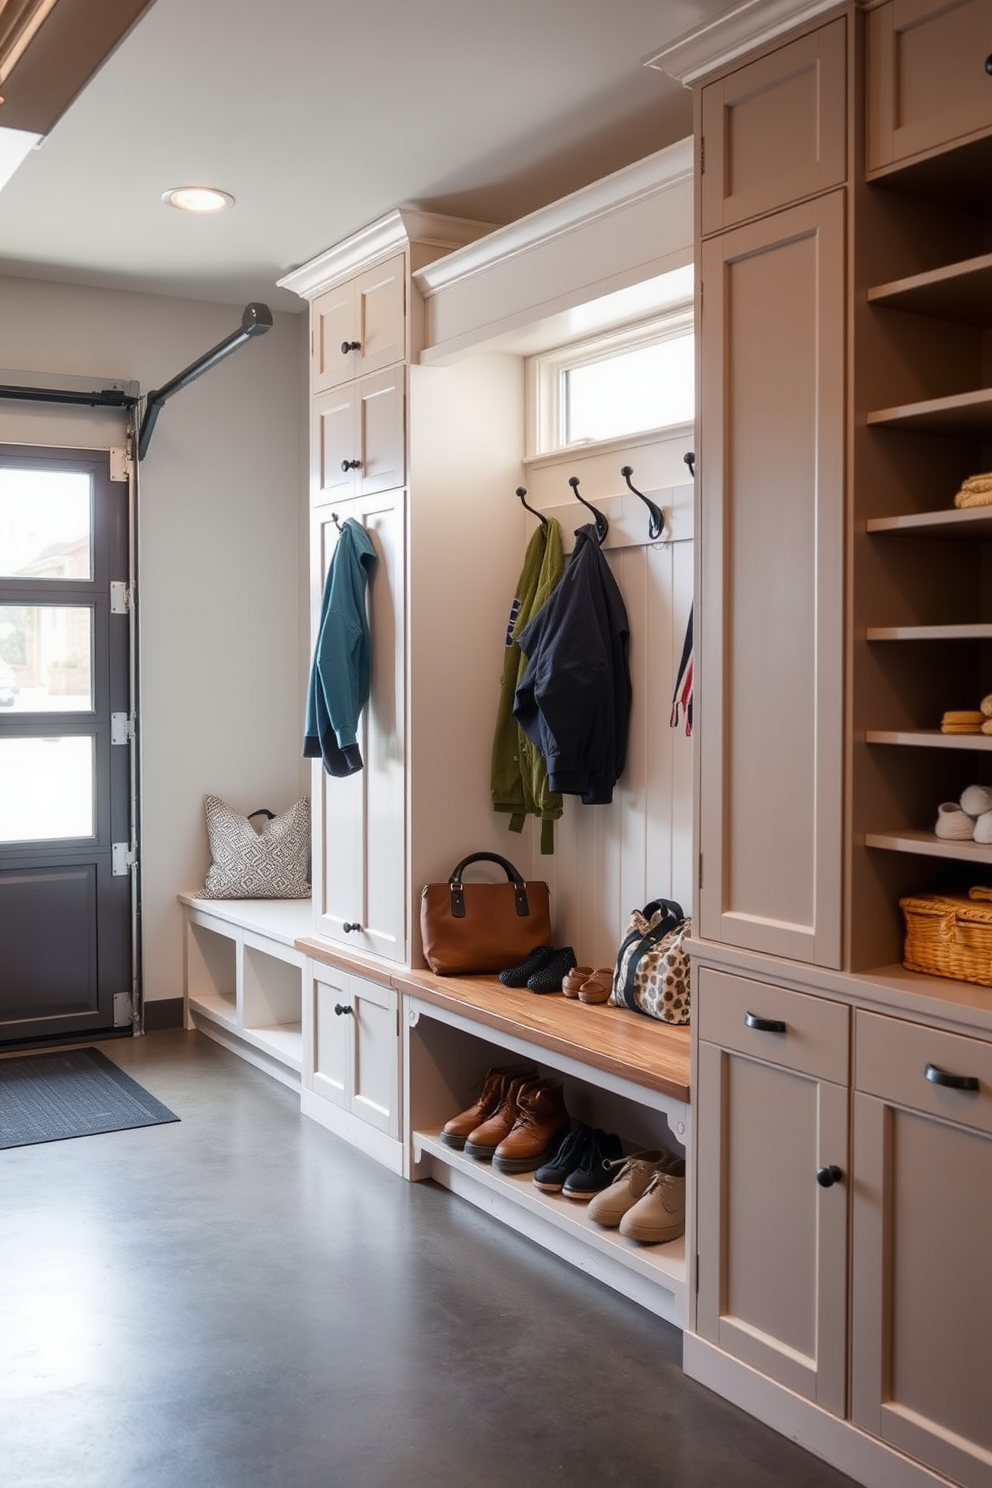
2;1029;859;1488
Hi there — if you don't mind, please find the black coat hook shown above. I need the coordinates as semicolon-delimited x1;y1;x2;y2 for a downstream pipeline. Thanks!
516;486;547;525
331;511;343;530
684;451;695;478
620;465;665;541
568;475;609;545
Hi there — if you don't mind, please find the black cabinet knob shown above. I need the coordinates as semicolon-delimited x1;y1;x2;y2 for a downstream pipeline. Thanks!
340;459;362;473
333;1003;354;1017
816;1165;843;1188
341;340;361;354
985;53;992;75
925;1062;979;1092
745;1011;787;1033
342;921;363;933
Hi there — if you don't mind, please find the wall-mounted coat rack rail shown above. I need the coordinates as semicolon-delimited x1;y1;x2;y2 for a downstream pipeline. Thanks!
137;302;273;460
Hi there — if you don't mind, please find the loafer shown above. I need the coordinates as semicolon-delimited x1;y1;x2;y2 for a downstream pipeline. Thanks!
561;966;593;999
618;1160;687;1244
578;968;614;1004
561;1128;624;1199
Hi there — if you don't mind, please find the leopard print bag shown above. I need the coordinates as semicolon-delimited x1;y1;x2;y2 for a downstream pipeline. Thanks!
608;899;691;1025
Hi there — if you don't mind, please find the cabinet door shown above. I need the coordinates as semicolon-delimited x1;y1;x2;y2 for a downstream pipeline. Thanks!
867;0;992;174
701;18;847;235
311;493;406;963
310;968;400;1138
696;973;850;1415
852;1012;992;1488
354;255;406;377
313;281;359;394
312;372;405;505
698;192;844;966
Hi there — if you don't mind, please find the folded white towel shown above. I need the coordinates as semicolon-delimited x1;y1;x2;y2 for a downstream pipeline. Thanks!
961;784;992;817
936;802;977;840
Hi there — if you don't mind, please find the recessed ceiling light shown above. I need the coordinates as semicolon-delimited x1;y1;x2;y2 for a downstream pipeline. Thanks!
162;186;234;214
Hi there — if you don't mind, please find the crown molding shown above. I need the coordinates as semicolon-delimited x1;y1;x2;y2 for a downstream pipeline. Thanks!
277;209;496;301
414;139;693;299
644;0;857;86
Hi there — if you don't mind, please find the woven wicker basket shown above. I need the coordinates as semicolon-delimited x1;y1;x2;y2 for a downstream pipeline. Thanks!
901;887;992;985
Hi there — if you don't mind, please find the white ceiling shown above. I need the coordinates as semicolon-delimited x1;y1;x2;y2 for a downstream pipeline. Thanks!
0;0;730;314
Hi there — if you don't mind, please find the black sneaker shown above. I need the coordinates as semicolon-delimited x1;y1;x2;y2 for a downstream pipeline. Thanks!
532;1123;592;1193
561;1129;625;1200
498;945;555;987
526;946;577;993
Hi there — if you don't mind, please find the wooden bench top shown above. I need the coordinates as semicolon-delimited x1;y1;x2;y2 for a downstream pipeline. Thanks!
296;936;690;1104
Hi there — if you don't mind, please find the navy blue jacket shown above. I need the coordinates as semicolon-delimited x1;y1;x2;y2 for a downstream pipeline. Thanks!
513;523;631;805
303;518;378;777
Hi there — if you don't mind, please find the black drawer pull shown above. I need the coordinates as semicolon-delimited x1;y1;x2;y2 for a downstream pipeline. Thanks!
342;921;363;933
333;1003;354;1017
745;1011;787;1033
925;1062;979;1092
816;1165;843;1188
341;340;362;354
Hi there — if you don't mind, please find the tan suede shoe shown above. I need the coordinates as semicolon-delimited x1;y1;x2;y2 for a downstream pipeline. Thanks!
618;1161;687;1244
492;1080;570;1174
586;1150;678;1228
463;1076;539;1160
440;1065;538;1150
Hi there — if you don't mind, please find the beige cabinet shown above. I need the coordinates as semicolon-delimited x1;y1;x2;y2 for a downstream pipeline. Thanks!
312;367;406;502
697;190;844;968
307;960;401;1139
695;968;849;1415
700;17;847;236
311;492;406;962
312;253;406;392
867;0;992;175
851;1011;992;1488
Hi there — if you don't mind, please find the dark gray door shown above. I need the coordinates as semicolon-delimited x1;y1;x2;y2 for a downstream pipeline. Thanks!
0;445;133;1044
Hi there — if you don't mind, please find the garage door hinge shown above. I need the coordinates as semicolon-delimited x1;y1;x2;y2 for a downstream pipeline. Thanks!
114;991;134;1027
109;448;132;482
111;712;135;745
110;581;132;614
112;842;137;876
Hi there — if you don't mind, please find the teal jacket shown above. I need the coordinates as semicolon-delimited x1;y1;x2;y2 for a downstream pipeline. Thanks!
491;518;564;853
303;518;378;777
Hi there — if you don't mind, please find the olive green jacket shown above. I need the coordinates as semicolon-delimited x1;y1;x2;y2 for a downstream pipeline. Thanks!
490;518;564;854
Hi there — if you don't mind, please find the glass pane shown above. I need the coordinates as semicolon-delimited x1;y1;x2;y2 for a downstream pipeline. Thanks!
565;333;695;444
0;467;92;580
0;736;94;842
0;605;93;712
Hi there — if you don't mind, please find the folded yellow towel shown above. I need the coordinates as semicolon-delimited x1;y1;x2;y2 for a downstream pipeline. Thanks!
954;487;992;508
942;722;983;733
961;472;992;490
942;710;985;724
983;719;992;735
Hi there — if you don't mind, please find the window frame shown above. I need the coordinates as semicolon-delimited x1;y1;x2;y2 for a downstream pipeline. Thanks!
525;305;695;460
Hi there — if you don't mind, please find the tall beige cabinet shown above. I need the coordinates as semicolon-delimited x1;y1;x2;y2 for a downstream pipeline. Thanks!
651;4;992;1488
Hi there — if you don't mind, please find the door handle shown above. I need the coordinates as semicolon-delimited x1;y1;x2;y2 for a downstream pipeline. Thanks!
333;1003;354;1017
340;459;362;473
744;1011;787;1033
816;1165;843;1188
341;340;362;354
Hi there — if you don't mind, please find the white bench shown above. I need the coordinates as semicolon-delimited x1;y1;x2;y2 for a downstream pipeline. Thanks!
179;893;313;1090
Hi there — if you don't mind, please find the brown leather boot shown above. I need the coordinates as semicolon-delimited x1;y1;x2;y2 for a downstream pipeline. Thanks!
440;1065;538;1150
493;1079;570;1174
463;1075;539;1160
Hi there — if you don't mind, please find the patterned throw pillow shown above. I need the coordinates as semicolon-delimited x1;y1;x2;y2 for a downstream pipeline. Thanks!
200;795;311;899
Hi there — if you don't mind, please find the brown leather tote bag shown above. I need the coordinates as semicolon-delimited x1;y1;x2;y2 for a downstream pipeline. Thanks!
420;852;552;975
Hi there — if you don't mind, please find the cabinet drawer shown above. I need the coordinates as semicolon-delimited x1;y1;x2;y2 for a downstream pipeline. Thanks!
697;967;849;1083
867;0;992;174
700;17;847;234
856;1010;992;1136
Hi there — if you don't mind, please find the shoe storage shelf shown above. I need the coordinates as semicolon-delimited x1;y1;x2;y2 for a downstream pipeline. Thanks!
180;894;312;1090
394;967;691;1329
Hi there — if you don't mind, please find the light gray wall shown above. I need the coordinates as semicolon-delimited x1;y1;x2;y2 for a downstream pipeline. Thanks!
0;275;308;1005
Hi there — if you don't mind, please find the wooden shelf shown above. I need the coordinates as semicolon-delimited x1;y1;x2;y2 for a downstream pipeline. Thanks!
865;829;992;863
868;253;992;326
865;729;992;750
866;507;992;539
866;623;992;641
866;387;992;438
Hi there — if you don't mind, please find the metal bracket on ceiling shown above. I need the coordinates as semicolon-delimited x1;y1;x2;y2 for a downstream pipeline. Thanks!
136;302;273;461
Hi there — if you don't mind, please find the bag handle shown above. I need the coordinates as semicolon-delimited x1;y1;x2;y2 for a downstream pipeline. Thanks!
447;852;531;919
249;809;276;822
